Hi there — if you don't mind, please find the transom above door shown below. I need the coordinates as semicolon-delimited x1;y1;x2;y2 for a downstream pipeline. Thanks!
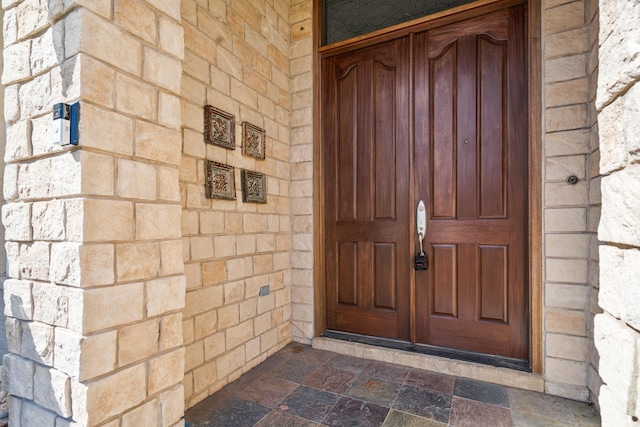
322;3;529;363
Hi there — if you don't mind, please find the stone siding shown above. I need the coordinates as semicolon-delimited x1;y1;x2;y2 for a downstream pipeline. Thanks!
542;0;598;401
2;1;186;425
179;0;293;408
595;0;640;424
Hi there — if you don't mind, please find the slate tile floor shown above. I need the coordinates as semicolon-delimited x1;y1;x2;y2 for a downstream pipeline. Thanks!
185;343;600;427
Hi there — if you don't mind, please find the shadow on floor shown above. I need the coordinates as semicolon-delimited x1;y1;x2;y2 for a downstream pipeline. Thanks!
185;342;600;427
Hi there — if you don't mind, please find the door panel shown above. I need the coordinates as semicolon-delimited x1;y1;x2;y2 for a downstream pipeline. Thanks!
324;4;528;361
324;38;411;341
415;6;528;359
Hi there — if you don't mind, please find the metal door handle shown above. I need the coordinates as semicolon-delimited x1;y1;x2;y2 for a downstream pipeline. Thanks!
417;200;426;255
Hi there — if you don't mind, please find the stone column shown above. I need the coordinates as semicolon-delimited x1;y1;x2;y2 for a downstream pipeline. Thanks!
2;1;185;425
595;0;640;425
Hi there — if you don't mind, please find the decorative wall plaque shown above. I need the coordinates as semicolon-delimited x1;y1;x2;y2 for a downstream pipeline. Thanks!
204;105;235;150
241;170;267;203
242;122;266;160
205;161;236;200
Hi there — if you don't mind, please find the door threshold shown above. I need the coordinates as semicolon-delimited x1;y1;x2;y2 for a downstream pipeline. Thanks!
322;330;531;372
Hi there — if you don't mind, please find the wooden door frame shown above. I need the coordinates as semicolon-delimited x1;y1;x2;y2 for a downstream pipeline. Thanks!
311;0;542;373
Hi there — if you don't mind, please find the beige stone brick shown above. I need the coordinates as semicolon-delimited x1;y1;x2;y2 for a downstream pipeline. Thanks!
147;275;186;317
202;261;226;286
199;211;224;234
214;235;236;258
227;257;253;281
546;258;589;283
78;103;134;156
159;16;184;59
545;55;586;84
216;345;245;379
260;328;278;353
33;366;71;417
82;283;144;333
225;213;243;233
51;243;115;287
19;242;50;282
185;340;203;372
32;282;67;327
2;39;31;85
224;280;245;305
4;164;19;201
546;233;590;258
21;399;57;426
32;24;64;75
136;121;182;166
194;310;217;340
545;208;587;232
545;283;589;310
545;1;585;34
75;54;115;108
115;0;157;43
116;242;160;281
4;353;34;399
182;211;199;236
121;399;158;427
81;151;115;196
218;304;240;330
160;240;184;276
118;319;160;366
2;202;32;241
21;321;54;365
149;348;184;395
257;293;275;315
193;359;216;393
599;165;640;247
146;0;181;20
136;203;182;240
546;308;587;336
239;298;257;322
66;9;142;76
82;199;134;243
117;159;157;200
546;333;589;362
545;105;588;132
183;50;210;83
84;363;147;425
183;127;206;158
226;319;254;349
546;78;589;109
145;47;181;94
160;385;184;427
191;236;214;260
236;235;256;256
160;313;183;351
184;286;223;318
204;332;225;360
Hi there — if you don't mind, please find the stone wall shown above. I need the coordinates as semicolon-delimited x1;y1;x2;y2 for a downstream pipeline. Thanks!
542;0;597;401
179;0;293;408
2;1;186;425
594;0;640;423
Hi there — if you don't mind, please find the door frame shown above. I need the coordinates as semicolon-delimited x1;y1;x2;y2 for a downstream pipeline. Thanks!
311;0;543;373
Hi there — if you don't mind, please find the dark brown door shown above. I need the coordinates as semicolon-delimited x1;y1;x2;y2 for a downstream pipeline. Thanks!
323;5;528;360
323;38;411;340
414;6;528;359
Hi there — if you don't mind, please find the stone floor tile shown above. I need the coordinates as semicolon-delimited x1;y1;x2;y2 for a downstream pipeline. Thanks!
324;353;369;374
405;369;456;395
511;410;574;427
279;385;340;422
237;375;298;407
345;374;402;407
322;396;389;426
268;357;321;383
303;365;358;394
449;397;512;427
255;410;319;427
364;360;410;383
508;387;576;424
454;378;510;408
393;384;452;423
383;410;448;426
188;395;270;427
565;399;600;427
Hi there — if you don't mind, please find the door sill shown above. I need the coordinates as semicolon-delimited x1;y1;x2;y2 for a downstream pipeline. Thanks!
322;330;531;372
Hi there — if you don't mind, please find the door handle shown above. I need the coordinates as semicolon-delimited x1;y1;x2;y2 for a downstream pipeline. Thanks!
417;200;426;255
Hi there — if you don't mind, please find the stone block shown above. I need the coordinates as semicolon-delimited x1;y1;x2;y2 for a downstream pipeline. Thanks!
144;47;182;94
546;333;589;361
193;359;216;393
160;386;184;427
4;164;19;201
21;321;54;365
117;159;157;201
184;285;223;318
159;16;184;59
157;166;180;202
158;92;182;130
2;202;32;241
21;400;56;426
84;363;147;425
115;73;157;122
135;122;182;166
32;200;65;241
226;319;254;349
74;54;115;109
149;348;185;396
200;211;224;234
30;25;63;76
116;242;160;282
599;165;640;246
546;258;588;283
34;366;71;418
83;199;134;242
4;353;34;399
544;27;589;59
227;257;253;281
114;0;156;43
146;0;181;20
18;72;53;119
544;0;585;34
32;282;67;327
118;319;160;366
49;153;82;198
4;279;33;321
78;103;134;156
194;310;217;340
545;283;589;310
82;283;144;333
6;317;22;353
51;243;115;287
545;104;588;132
160;313;183;351
5;242;21;280
546;308;587;336
2;39;31;85
545;233;590;258
598;96;626;174
216;345;245;379
204;332;225;360
160;240;184;276
217;304;239;330
146;275;186;316
65;8;142;76
121;399;158;427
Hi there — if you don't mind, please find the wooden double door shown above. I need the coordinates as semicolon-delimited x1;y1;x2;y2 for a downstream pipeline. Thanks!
323;5;529;360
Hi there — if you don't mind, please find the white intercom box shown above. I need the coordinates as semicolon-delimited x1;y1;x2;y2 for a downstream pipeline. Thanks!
52;103;71;145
